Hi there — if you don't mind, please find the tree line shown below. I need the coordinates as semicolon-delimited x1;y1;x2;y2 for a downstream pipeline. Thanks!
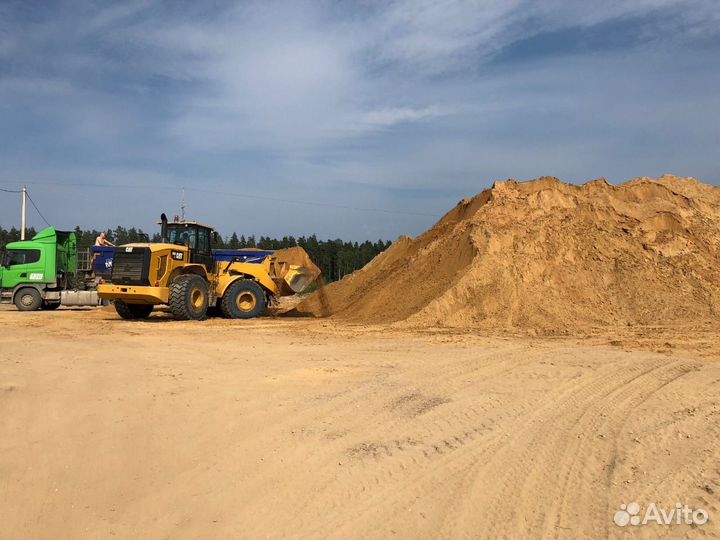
0;225;392;282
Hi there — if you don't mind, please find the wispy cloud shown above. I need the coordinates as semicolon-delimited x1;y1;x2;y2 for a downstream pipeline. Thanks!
0;1;718;239
364;0;719;73
362;106;453;128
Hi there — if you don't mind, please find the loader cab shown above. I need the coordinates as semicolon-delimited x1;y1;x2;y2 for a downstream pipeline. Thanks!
166;221;216;270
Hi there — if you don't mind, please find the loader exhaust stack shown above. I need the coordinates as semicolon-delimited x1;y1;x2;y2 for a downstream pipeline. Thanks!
160;213;168;243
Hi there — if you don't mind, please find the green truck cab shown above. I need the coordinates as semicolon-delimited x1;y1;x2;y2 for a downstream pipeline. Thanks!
0;227;99;310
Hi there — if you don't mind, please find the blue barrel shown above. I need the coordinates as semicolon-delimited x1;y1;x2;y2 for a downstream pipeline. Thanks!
91;246;115;278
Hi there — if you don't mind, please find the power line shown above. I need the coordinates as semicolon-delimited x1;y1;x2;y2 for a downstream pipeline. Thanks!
0;186;52;228
183;186;439;218
25;191;51;227
0;180;174;190
0;179;440;218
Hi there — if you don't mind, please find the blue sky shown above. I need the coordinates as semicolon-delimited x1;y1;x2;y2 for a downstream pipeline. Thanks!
1;0;718;240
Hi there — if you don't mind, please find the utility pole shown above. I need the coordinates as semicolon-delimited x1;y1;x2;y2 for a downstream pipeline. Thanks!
20;186;27;240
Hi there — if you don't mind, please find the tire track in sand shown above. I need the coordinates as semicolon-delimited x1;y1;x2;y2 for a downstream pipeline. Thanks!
305;358;696;538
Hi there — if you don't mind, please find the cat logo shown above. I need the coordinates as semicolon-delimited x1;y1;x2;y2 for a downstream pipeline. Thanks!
171;251;184;261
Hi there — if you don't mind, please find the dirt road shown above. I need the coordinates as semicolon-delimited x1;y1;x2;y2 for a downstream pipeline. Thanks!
0;307;718;538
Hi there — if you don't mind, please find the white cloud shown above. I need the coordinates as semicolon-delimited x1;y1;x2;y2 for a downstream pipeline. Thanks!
4;0;711;155
368;0;718;74
100;0;719;154
1;0;719;238
362;106;452;127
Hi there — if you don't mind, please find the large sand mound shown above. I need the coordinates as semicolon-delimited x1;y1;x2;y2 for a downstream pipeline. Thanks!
294;175;720;333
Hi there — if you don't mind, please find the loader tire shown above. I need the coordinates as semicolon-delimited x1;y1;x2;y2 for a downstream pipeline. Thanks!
169;274;208;321
14;288;42;311
114;300;153;320
221;279;266;319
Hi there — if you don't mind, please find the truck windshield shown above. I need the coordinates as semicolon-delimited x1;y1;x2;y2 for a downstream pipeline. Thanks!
4;249;41;266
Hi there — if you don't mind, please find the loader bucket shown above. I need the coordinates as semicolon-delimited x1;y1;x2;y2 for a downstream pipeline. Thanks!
271;247;322;295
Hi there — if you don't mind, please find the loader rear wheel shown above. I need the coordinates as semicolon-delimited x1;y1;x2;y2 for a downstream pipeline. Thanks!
221;279;266;319
169;274;208;320
114;300;153;320
14;288;42;311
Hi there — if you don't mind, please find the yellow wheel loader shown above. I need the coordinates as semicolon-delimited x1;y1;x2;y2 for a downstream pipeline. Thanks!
97;214;320;321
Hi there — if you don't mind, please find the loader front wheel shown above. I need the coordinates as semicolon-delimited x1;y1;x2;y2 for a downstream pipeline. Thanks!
221;279;266;319
169;274;208;320
114;300;153;320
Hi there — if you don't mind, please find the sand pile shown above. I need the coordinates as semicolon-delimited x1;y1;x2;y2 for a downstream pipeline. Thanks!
294;175;720;333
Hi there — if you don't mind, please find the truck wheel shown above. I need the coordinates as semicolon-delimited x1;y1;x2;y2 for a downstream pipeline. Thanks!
14;288;42;311
221;279;266;319
169;274;208;320
114;300;153;320
41;302;61;310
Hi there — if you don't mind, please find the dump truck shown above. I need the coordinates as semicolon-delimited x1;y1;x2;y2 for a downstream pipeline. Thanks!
97;215;320;320
0;227;108;310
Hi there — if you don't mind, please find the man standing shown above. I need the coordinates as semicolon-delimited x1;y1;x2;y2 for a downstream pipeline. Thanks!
95;232;114;247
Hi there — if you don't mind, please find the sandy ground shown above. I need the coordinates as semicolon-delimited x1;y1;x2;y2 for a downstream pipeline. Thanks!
1;306;719;539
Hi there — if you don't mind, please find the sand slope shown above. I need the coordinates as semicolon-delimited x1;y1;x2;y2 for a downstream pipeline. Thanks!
295;175;720;334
